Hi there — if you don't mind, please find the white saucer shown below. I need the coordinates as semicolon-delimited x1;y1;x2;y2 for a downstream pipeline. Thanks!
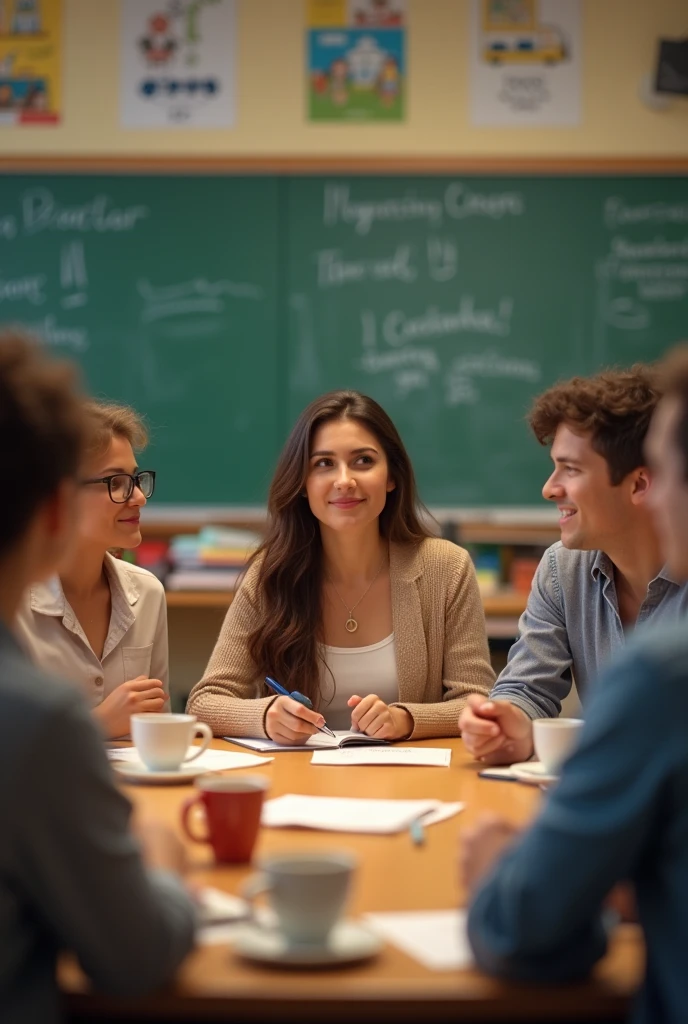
111;760;210;784
510;761;560;787
234;921;382;967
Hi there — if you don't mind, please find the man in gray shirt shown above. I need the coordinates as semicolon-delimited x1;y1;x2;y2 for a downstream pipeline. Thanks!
462;346;688;1024
0;332;196;1024
460;363;688;765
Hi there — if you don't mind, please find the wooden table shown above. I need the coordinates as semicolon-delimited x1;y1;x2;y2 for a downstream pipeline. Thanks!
61;739;643;1023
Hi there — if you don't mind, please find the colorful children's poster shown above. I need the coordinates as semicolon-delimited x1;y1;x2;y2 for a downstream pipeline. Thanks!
470;0;581;125
120;0;235;128
307;0;406;122
0;0;62;125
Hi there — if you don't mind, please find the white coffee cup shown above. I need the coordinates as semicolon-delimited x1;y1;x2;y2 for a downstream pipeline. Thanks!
532;717;584;775
242;852;356;947
131;713;212;772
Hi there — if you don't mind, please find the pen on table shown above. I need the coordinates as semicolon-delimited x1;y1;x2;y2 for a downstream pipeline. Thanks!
409;817;425;846
264;676;337;740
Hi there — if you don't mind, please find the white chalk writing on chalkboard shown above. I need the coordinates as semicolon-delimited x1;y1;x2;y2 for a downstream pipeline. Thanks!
323;183;524;236
137;277;263;323
324;186;443;236
315;246;417;288
427;238;458;282
377;299;514;346
450;351;541;382
0;272;46;305
597;224;688;330
360;346;440;374
21;189;149;236
604;197;688;230
60;241;89;310
443;183;524;221
25;315;88;353
0;215;17;240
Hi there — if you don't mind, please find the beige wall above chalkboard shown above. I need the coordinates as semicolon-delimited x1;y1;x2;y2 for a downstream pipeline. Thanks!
1;0;687;161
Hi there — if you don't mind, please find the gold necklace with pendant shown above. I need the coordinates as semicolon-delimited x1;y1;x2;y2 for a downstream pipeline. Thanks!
325;556;386;633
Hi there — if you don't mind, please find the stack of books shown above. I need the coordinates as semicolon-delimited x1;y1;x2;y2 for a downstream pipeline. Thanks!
165;526;262;591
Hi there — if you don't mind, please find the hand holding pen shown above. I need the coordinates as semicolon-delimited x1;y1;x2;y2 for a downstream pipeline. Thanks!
264;676;337;746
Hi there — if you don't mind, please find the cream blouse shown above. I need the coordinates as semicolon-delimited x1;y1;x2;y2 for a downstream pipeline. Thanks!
320;634;399;731
13;553;169;707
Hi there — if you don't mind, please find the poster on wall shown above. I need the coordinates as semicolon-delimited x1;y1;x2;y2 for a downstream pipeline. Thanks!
120;0;235;128
307;0;406;122
0;0;62;125
470;0;581;126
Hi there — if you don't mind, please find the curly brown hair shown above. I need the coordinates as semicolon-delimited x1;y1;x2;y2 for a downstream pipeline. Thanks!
528;364;661;485
0;330;86;559
657;343;688;481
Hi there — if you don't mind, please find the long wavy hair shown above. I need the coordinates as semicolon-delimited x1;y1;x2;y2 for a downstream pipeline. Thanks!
247;390;434;705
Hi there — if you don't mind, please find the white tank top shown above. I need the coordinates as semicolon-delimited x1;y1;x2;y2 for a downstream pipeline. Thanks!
319;633;399;731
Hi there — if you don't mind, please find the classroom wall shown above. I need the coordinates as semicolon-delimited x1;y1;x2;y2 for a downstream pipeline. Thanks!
2;0;687;160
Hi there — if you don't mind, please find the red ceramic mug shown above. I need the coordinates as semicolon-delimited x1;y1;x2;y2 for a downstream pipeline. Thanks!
181;775;269;864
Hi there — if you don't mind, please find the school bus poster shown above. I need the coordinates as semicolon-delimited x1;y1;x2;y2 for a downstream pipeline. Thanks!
0;0;62;124
471;0;581;125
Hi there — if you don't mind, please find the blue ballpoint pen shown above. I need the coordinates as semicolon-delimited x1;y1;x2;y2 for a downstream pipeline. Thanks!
264;676;337;740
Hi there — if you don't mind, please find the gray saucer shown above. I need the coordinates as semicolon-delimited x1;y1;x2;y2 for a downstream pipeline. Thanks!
234;920;382;967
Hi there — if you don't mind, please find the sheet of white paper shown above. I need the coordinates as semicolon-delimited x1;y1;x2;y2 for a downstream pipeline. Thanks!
365;909;473;970
419;802;464;826
478;766;517;781
197;887;248;927
310;746;452;767
198;901;276;946
261;794;443;833
106;747;273;770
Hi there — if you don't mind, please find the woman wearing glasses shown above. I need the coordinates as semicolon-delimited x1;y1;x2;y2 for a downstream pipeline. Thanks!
14;401;168;738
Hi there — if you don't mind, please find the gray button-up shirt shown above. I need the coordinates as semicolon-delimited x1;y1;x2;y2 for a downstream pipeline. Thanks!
491;542;688;719
0;620;195;1024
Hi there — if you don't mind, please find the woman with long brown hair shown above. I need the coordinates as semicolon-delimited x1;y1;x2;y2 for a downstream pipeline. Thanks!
187;390;494;743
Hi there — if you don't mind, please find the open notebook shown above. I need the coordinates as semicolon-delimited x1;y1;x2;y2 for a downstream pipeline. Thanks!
224;729;388;753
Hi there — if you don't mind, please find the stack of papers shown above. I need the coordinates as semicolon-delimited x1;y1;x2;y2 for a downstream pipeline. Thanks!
311;746;451;767
106;747;273;770
261;794;463;834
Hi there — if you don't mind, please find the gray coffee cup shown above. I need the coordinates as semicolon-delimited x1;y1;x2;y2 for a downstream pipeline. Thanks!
242;852;357;947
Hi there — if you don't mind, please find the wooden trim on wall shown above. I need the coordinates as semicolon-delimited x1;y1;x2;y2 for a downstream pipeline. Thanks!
1;155;688;175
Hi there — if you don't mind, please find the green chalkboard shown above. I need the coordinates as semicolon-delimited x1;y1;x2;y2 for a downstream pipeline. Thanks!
285;175;688;506
1;172;687;507
0;175;281;504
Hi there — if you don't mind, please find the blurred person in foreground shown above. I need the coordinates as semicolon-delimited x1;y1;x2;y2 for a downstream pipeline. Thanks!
462;343;688;1024
0;331;195;1024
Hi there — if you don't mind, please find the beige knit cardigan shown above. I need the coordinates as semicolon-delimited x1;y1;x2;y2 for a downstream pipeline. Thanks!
186;537;495;740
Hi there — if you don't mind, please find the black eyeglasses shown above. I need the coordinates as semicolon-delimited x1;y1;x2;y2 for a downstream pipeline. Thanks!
80;470;156;503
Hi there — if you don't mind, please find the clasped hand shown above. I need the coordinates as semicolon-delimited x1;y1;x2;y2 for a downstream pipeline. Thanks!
265;693;413;744
459;694;534;764
347;694;412;741
93;674;167;739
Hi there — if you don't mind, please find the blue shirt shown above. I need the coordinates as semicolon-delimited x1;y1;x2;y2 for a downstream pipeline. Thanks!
468;621;688;1024
490;543;688;718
